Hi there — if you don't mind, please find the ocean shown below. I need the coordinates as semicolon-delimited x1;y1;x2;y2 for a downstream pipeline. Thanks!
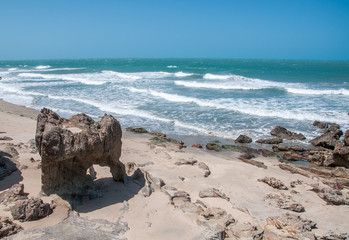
0;58;348;143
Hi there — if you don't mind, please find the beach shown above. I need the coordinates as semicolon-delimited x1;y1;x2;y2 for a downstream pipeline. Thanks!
1;100;348;239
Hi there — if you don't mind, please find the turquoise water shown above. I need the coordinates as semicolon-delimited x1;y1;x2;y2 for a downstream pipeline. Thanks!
0;59;348;141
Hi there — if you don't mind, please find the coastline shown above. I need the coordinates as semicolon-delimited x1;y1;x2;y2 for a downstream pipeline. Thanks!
1;100;348;239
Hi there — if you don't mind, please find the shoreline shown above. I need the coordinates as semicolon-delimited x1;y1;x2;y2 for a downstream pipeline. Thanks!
1;100;349;239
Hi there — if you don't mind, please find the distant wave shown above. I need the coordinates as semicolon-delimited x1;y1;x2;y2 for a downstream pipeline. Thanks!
174;80;265;90
167;65;178;68
203;73;233;80
35;65;51;69
286;88;349;96
18;73;107;85
126;87;348;124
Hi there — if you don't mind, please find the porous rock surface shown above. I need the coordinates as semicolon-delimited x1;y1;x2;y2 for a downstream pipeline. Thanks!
35;108;125;198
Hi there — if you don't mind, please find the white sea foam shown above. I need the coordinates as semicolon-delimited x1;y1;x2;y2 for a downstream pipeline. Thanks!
174;81;263;90
35;65;51;69
167;65;178;68
8;68;18;71
203;73;233;80
174;71;193;77
286;88;349;96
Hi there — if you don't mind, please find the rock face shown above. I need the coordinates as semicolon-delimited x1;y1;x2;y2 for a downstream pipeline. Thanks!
235;135;252;143
270;126;306;140
35;108;125;198
10;198;53;222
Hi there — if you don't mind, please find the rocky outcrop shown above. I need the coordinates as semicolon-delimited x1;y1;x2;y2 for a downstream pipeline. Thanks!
310;129;343;150
263;215;316;240
270;126;306;140
10;198;53;222
235;135;252;143
258;177;288;190
256;138;282;144
35;108;125;199
0;217;22;238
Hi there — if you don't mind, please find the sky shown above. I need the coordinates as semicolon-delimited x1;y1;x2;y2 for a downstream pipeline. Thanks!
0;0;349;60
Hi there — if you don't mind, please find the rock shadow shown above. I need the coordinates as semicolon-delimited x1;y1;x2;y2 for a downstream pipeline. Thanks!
0;150;23;191
74;169;145;213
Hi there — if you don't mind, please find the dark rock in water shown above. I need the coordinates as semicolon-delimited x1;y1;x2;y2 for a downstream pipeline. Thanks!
235;134;252;143
206;143;222;152
11;198;53;222
310;129;343;150
343;130;349;146
0;216;22;238
270;126;306;140
313;120;329;129
35;108;125;199
256;138;282;144
272;145;306;152
126;127;148;133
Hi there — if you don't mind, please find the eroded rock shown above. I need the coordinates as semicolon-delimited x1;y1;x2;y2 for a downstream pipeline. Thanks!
235;135;252;144
35;108;125;198
0;217;22;238
311;186;349;205
258;177;288;190
265;193;305;212
310;128;343;150
270;126;306;140
10;198;53;222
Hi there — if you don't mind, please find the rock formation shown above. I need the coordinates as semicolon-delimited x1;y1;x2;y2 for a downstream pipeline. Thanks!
10;198;53;222
235;134;252;143
258;177;288;190
270;126;306;140
35;108;125;199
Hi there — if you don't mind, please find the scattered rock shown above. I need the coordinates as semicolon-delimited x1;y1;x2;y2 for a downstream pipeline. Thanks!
258;177;288;190
263;214;316;240
198;162;211;177
206;143;222;152
0;184;27;205
35;108;125;198
10;198;53;222
149;132;166;138
0;136;13;141
174;159;197;166
199;188;230;201
126;127;148;133
290;180;303;188
192;144;203;148
29;157;35;163
178;176;185;181
256;138;283;144
270;126;306;140
311;186;349;205
238;157;267;169
235;134;252;143
0;216;22;238
265;193;305;212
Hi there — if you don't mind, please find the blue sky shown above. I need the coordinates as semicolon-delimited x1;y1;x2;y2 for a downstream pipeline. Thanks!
1;0;349;60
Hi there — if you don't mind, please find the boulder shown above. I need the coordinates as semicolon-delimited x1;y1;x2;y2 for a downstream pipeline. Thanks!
313;120;329;129
235;135;252;143
256;138;282;144
10;198;53;222
270;126;306;140
310;128;343;150
35;108;125;198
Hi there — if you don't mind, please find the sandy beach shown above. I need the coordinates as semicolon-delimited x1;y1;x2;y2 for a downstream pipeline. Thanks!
1;100;348;239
